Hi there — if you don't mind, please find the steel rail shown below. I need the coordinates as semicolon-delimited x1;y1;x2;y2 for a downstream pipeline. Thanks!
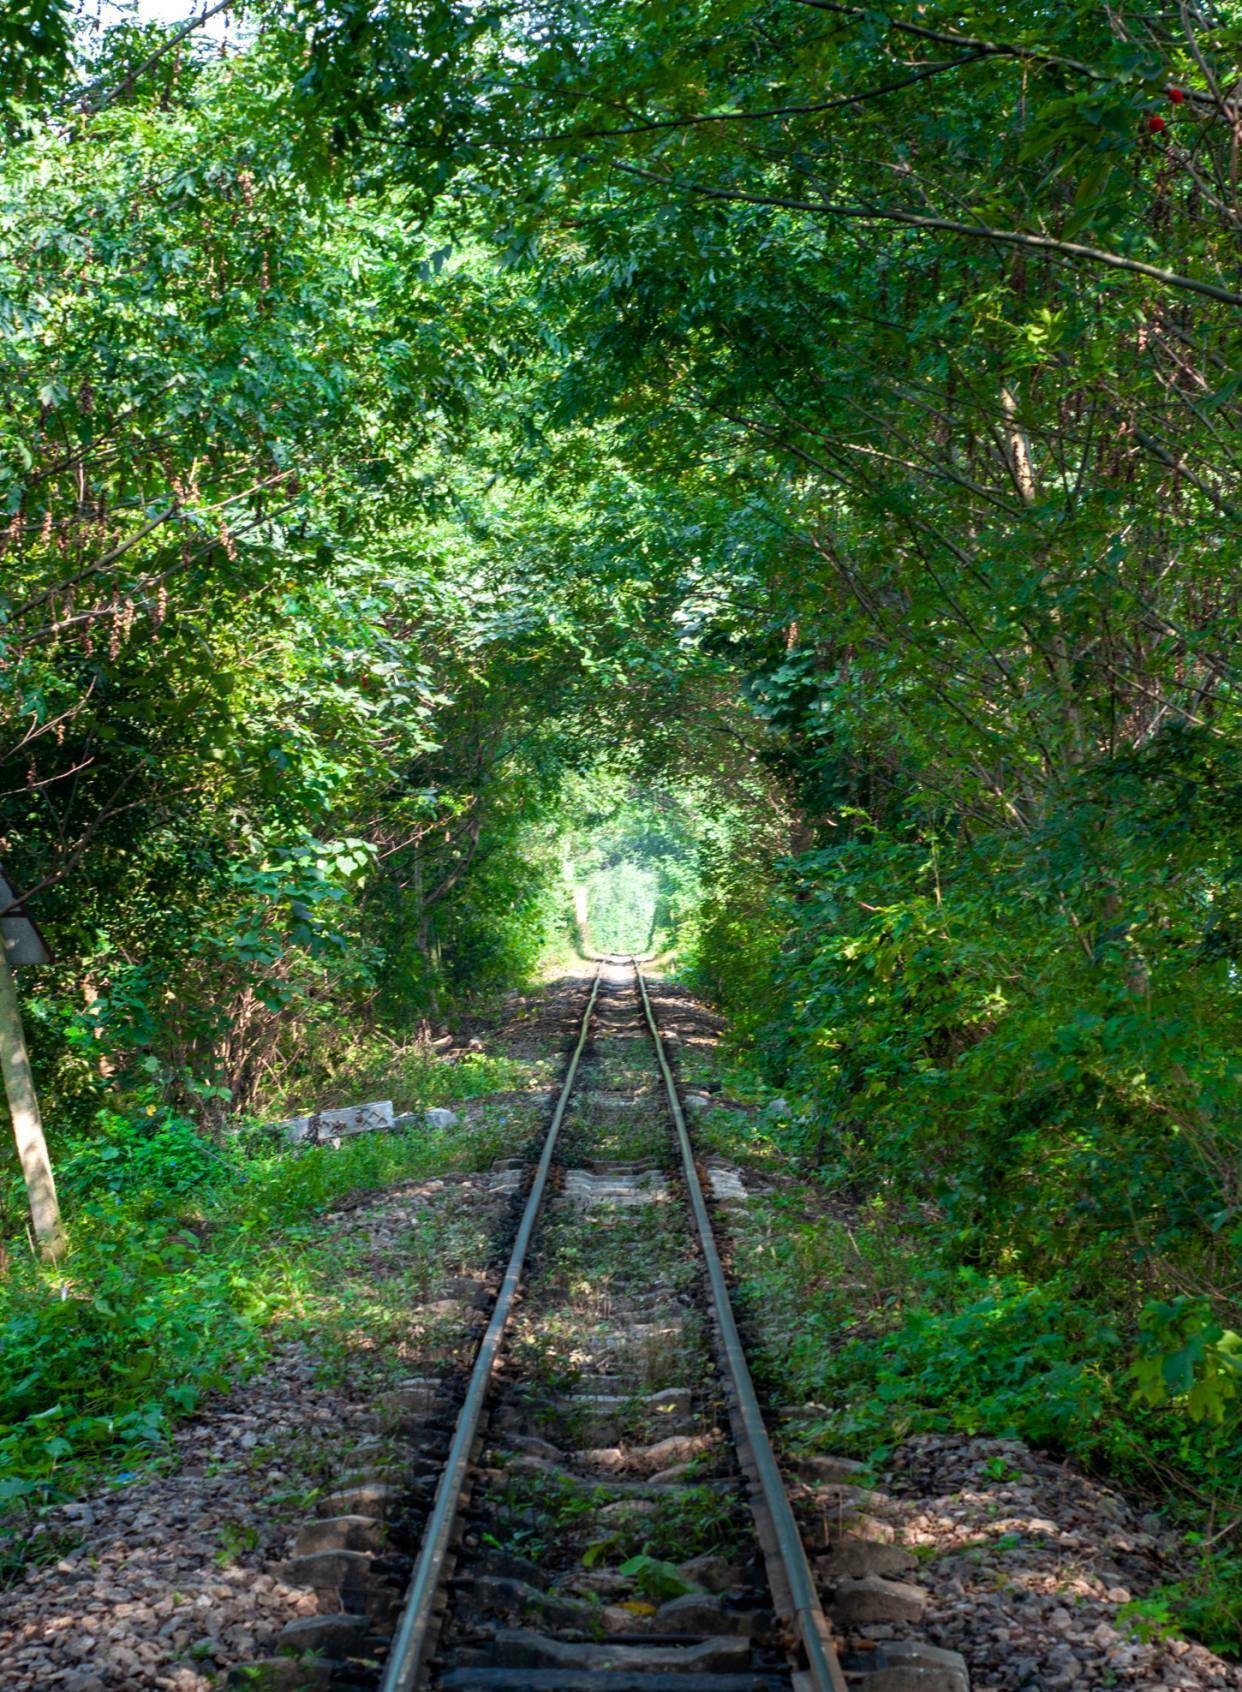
634;960;848;1692
379;964;604;1692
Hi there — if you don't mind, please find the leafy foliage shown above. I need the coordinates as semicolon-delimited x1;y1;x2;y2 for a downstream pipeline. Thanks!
1;0;1239;1651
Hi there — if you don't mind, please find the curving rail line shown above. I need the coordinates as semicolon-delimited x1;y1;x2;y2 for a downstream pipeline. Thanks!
377;957;845;1692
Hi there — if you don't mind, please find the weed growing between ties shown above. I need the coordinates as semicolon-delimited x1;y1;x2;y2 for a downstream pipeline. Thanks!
582;1482;746;1570
556;1088;672;1168
471;1005;757;1597
540;1207;698;1305
485;1460;747;1574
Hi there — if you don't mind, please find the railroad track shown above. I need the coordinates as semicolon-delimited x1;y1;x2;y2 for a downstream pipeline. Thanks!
258;962;965;1692
366;958;842;1692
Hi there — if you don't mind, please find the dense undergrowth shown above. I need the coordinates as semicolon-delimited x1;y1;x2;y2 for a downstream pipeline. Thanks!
0;1045;534;1529
682;1049;1242;1656
688;809;1241;1445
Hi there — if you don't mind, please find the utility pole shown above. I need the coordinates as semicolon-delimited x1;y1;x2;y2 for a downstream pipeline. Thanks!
0;872;65;1262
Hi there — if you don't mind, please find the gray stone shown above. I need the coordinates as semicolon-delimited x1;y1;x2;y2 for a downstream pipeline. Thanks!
651;1593;760;1635
476;1629;750;1673
281;1100;394;1145
442;1274;491;1302
283;1547;374;1598
562;1168;669;1208
850;1640;970;1692
602;1603;645;1634
678;1553;744;1593
317;1483;402;1520
683;1093;711;1113
647;1462;697;1485
805;1481;894;1517
845;1513;898;1544
277;1613;370;1657
501;1433;563;1462
706;1165;748;1203
830;1575;928;1625
816;1538;917;1581
471;1576;598;1630
443;1675;772;1692
377;1377;449;1417
800;1486;896;1546
293;1515;384;1558
500;1453;687;1500
509;1386;693;1447
425;1106;459;1130
569;1569;635;1601
791;1453;869;1485
763;1097;791;1120
580;1432;709;1473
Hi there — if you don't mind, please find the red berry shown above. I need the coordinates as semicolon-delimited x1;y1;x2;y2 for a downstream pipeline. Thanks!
1168;86;1185;104
1147;114;1166;134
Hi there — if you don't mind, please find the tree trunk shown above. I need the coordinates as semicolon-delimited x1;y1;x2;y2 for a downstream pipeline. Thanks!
572;883;594;957
0;947;66;1261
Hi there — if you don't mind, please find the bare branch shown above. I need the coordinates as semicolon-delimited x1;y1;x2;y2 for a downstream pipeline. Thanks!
611;163;1242;307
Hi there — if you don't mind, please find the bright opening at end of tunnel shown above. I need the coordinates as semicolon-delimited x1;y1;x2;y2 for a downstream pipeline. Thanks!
583;858;659;955
559;776;711;963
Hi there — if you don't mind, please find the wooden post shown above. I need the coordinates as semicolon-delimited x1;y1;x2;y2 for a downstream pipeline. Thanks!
0;944;66;1261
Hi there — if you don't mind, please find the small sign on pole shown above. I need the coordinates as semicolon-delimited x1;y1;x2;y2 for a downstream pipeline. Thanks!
1;872;52;967
0;868;64;1261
